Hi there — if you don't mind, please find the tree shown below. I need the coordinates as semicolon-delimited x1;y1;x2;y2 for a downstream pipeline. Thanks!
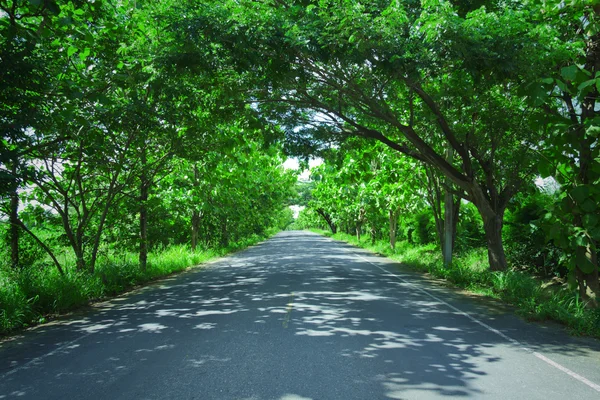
172;0;559;270
533;1;600;304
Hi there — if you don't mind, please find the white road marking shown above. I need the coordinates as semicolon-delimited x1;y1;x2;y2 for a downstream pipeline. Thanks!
343;246;600;393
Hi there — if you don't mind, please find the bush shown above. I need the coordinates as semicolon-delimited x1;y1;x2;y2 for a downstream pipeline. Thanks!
504;192;563;277
0;267;34;332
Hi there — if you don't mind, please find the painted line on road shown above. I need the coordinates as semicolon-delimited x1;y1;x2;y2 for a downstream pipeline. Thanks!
343;247;600;393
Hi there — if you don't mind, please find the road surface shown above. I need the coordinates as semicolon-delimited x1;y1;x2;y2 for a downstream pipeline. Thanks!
2;231;600;399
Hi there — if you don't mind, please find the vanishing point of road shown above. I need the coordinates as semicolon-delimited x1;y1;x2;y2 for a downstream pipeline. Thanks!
2;231;600;399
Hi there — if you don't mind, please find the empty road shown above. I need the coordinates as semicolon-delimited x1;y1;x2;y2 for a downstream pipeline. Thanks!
1;231;600;399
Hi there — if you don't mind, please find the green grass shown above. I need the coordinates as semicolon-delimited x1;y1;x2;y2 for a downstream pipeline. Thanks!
0;231;274;336
312;229;600;338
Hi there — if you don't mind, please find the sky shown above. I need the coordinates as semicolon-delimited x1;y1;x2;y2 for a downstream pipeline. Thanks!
283;157;323;180
283;157;323;218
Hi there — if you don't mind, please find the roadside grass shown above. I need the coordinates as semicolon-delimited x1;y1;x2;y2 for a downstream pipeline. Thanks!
310;229;600;338
0;230;275;336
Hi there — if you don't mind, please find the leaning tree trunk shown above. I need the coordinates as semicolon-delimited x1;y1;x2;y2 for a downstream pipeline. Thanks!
16;219;64;275
316;208;337;234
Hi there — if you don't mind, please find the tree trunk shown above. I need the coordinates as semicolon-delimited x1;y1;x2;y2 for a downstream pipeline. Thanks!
220;216;229;247
575;243;599;306
452;197;460;251
389;209;398;250
443;146;454;267
191;211;200;252
75;245;86;271
356;208;365;242
191;164;200;251
9;175;19;269
139;146;149;272
16;219;64;275
481;211;507;271
316;208;337;234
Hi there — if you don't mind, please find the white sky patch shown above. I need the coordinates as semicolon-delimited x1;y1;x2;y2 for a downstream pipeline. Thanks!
289;205;305;219
283;157;323;180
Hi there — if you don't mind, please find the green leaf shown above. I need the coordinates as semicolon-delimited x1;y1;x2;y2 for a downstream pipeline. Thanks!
583;214;598;230
578;79;597;91
589;226;600;241
79;47;90;62
585;125;600;138
555;79;570;94
575;247;596;274
570;185;589;203
67;46;77;57
561;65;578;82
46;1;61;15
581;199;597;213
538;159;553;178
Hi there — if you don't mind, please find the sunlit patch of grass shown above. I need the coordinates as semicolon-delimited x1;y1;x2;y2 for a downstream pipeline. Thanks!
321;231;600;339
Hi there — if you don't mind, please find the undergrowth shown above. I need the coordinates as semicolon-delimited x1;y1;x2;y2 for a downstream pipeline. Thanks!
310;229;600;338
0;231;273;336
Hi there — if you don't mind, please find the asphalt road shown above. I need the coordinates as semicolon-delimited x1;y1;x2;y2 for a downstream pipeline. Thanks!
2;231;600;400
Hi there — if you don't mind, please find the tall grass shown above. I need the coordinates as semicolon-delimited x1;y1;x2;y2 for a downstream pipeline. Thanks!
0;231;273;336
311;229;600;338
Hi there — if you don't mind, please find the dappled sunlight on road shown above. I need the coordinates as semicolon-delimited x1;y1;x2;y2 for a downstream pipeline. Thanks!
2;231;600;399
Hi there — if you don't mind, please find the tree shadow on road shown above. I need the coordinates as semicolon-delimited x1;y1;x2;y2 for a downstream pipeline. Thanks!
1;231;599;400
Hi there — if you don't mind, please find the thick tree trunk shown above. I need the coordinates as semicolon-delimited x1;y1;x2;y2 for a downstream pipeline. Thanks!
481;212;507;272
9;180;19;268
356;224;361;242
574;27;600;306
139;147;149;272
74;245;86;271
575;244;599;306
